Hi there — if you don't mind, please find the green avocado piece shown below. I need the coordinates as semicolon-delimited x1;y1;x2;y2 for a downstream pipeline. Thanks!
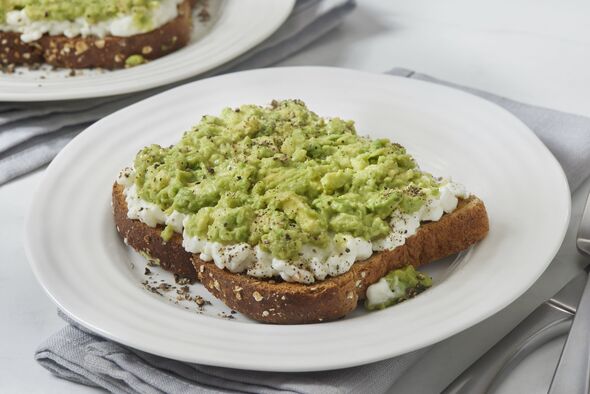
365;265;433;311
160;224;175;242
125;54;146;68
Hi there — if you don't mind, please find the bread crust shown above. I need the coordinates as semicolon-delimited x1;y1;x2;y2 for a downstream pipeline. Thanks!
1;0;194;69
113;183;489;323
113;183;196;280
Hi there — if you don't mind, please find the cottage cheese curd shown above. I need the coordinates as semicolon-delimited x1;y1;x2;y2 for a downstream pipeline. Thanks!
117;167;469;284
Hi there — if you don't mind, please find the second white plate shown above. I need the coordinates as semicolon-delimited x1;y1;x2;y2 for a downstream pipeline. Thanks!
0;0;294;101
25;67;570;372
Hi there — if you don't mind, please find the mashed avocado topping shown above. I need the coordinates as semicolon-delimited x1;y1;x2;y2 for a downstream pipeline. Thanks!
0;0;164;29
132;100;442;260
365;266;432;310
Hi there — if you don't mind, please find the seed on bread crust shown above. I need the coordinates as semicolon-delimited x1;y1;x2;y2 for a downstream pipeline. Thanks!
253;291;264;302
75;41;89;55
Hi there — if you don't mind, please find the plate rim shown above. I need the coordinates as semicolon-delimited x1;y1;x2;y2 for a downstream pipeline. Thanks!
24;67;571;371
0;0;295;102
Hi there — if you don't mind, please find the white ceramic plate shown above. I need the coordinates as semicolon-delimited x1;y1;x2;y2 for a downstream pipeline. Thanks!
25;67;570;372
0;0;294;101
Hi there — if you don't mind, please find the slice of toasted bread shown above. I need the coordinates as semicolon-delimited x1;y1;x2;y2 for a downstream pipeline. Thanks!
1;0;194;69
113;183;489;323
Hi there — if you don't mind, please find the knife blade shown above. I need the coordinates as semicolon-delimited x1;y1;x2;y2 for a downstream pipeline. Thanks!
443;271;588;394
548;266;590;393
548;190;590;394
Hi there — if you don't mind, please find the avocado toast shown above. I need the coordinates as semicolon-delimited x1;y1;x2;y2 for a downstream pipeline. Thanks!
0;0;197;69
112;100;489;324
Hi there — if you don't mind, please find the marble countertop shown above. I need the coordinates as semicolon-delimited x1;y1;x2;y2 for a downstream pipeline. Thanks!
2;0;589;392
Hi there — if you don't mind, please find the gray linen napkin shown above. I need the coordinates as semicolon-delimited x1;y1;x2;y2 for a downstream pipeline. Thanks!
37;311;425;394
0;0;356;185
35;70;590;393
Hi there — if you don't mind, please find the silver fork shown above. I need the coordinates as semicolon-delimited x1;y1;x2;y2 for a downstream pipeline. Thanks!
548;191;590;393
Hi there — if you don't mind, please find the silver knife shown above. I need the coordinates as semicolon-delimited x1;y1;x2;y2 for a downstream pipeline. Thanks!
548;267;590;393
548;191;590;394
443;271;587;394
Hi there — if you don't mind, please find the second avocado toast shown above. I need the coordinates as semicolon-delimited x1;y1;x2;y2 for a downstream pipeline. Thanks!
0;0;198;69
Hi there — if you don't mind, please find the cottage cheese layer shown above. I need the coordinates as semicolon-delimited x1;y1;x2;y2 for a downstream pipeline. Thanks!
0;0;183;42
117;168;469;284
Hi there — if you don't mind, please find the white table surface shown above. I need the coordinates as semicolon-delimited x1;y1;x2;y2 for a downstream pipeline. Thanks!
1;0;589;393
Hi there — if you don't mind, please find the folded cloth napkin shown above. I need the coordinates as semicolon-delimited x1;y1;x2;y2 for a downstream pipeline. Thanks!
0;0;356;185
35;69;590;394
37;311;426;394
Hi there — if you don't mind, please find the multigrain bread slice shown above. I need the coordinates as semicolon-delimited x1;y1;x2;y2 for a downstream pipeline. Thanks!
0;0;195;69
113;183;489;323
